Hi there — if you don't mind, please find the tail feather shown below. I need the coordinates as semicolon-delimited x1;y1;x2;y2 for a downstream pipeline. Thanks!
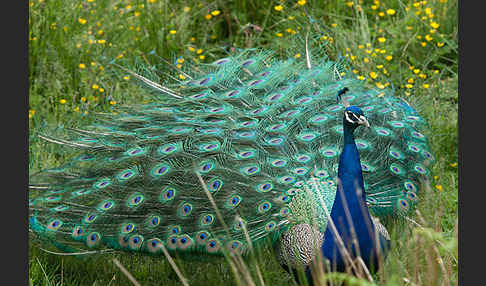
29;43;433;257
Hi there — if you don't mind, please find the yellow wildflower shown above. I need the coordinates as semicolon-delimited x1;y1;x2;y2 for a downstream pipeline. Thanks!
294;53;301;58
386;9;396;15
358;44;364;49
177;58;185;64
435;185;443;191
188;46;195;52
59;99;67;104
413;69;420;74
450;162;457;167
437;42;445;47
357;75;365;80
376;82;385;89
99;88;104;93
78;18;87;25
276;32;283;37
408;78;414;84
184;6;190;12
298;0;306;5
378;37;386;43
74;106;80;112
81;97;87;102
169;30;177;35
205;14;212;20
377;65;383;69
425;34;433;41
79;63;86;69
109;100;116;105
430;21;440;29
92;84;99;90
369;72;378;79
371;5;377;10
331;23;337;28
274;5;283;11
123;76;130;80
378;12;385;17
421;42;427;47
199;55;205;60
405;84;413;89
423;84;430;89
211;10;221;16
364;57;370;63
346;2;353;7
196;49;203;54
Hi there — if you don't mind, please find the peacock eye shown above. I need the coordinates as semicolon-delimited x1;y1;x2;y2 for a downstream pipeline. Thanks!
345;111;360;123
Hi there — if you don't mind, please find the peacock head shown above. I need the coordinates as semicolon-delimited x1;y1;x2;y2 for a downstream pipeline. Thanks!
343;106;370;130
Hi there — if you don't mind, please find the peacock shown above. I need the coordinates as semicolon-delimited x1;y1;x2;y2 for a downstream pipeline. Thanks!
29;40;434;284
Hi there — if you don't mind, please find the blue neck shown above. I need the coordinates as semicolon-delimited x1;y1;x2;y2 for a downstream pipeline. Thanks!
321;122;379;271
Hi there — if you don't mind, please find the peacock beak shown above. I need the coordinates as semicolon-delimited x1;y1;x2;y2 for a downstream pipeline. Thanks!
358;115;370;128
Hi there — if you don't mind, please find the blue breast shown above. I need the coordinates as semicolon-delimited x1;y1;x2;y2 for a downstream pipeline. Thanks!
321;121;386;272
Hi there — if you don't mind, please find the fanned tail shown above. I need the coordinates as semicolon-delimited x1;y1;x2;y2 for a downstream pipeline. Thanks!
29;39;433;257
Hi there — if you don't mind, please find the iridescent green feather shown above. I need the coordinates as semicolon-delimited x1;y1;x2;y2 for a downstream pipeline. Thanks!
29;41;433;257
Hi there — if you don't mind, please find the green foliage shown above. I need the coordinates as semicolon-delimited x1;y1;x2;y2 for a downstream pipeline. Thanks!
29;0;457;285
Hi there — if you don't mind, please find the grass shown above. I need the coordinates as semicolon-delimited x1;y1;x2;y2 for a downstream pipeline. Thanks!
29;0;458;285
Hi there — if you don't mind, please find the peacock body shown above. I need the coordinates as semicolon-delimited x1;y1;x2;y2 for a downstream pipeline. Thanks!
29;46;434;280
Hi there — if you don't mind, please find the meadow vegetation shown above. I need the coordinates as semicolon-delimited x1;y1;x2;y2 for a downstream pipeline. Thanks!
29;0;458;285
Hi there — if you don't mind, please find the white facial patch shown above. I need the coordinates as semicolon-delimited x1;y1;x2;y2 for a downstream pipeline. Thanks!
357;115;370;127
345;111;359;124
345;112;370;127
